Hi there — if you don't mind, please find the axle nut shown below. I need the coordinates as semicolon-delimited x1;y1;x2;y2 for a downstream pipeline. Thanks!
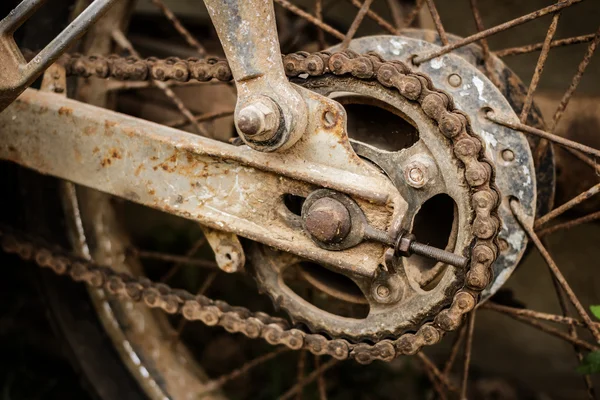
304;197;352;244
236;96;281;141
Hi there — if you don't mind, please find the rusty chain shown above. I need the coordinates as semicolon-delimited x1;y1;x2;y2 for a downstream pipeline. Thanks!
3;50;501;364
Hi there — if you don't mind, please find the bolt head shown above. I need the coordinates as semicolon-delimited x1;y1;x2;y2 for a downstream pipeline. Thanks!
448;73;462;88
501;149;515;162
405;162;426;188
304;197;352;244
376;285;390;298
236;97;281;141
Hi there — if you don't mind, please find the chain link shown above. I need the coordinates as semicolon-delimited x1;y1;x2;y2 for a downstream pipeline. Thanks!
6;50;501;364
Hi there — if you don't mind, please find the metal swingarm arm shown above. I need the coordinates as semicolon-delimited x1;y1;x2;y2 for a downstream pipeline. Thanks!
0;88;405;277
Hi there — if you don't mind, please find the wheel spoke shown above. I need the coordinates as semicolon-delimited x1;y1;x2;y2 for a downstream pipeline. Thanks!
519;12;561;123
386;0;404;30
537;211;600;237
295;350;307;400
460;310;476;400
403;0;425;28
443;323;467;376
111;29;210;136
486;112;600;159
469;0;500;87
483;302;600;329
134;248;218;270
487;307;599;352
534;182;600;228
314;355;328;400
165;109;234;129
550;272;597;400
159;235;209;282
549;25;600;130
413;0;582;64
341;0;375;49
199;347;290;395
419;355;448;400
315;0;326;50
416;352;459;393
348;0;397;35
424;0;448;45
495;33;596;57
278;358;339;400
511;199;600;343
151;0;207;56
274;0;344;40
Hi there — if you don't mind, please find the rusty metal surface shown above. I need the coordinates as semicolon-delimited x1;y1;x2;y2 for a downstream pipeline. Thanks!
0;87;402;280
0;49;501;362
201;226;245;273
333;34;537;301
0;0;118;112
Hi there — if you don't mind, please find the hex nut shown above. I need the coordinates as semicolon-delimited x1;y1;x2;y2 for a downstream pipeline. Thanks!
394;230;415;257
236;96;281;142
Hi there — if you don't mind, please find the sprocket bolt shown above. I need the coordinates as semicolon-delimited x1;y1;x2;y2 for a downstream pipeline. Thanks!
404;155;436;189
376;285;390;298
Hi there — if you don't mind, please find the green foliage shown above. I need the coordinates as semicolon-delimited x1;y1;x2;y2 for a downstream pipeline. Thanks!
576;305;600;375
591;305;600;320
577;351;600;375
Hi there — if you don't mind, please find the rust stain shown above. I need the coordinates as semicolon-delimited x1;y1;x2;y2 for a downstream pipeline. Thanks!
100;148;122;167
92;146;100;154
122;127;136;137
109;148;122;159
84;126;97;136
58;106;73;116
74;148;82;163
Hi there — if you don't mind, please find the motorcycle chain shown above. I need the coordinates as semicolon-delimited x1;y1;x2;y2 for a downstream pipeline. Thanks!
3;50;501;364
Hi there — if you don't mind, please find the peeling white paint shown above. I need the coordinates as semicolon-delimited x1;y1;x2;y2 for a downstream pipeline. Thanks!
389;39;405;56
430;58;444;70
521;164;531;185
472;76;487;102
480;130;497;148
507;230;525;251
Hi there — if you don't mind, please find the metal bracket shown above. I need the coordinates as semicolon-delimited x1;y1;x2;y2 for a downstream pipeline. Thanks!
203;0;307;152
201;226;245;273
